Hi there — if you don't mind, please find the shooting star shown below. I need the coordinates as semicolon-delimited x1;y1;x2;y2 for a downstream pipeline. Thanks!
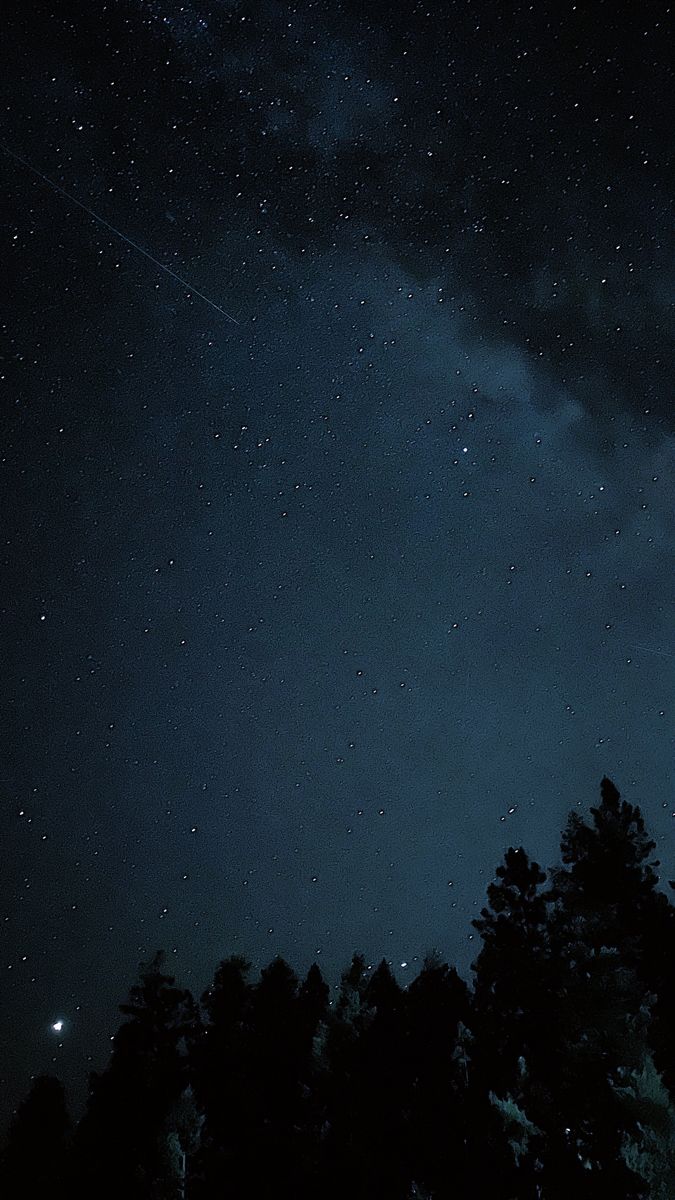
1;143;240;324
633;643;675;661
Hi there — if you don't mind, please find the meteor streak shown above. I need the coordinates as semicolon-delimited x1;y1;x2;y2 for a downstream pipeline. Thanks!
1;143;240;324
633;643;675;660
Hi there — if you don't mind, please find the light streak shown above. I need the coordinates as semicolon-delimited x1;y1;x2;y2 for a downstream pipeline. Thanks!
1;143;240;324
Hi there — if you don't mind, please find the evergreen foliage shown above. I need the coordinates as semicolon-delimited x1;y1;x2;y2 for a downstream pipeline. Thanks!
3;777;674;1198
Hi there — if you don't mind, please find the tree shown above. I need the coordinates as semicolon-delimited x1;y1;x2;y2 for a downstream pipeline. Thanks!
0;1074;71;1198
472;847;550;1101
189;954;253;1198
297;961;330;1057
295;962;331;1191
357;959;411;1198
73;951;197;1200
615;1051;675;1199
471;849;551;1196
154;1085;203;1200
8;774;674;1197
406;953;472;1198
533;778;663;1198
321;957;412;1199
243;956;304;1197
192;954;324;1199
319;954;373;1198
555;777;661;953
650;885;675;1096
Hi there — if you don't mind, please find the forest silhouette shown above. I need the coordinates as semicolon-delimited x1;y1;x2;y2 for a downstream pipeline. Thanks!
3;777;675;1198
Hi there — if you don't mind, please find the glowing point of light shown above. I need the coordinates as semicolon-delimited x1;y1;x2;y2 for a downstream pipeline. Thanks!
51;1020;64;1033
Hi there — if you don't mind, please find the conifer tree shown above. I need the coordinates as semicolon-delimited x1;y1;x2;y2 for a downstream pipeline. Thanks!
356;959;411;1198
471;848;551;1196
295;961;331;1191
0;1074;71;1198
534;778;664;1197
243;956;304;1196
406;953;471;1198
73;951;197;1200
297;960;330;1057
471;846;550;1101
615;1050;675;1199
320;953;380;1199
189;954;253;1198
554;777;661;957
651;884;675;1096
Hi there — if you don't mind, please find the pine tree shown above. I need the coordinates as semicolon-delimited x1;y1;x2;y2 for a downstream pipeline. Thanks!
153;1085;203;1200
0;1074;71;1198
334;951;371;1024
554;777;661;953
227;954;331;1199
193;954;319;1199
189;954;253;1198
73;951;197;1200
295;962;331;1192
471;846;550;1100
297;961;330;1057
533;778;663;1198
319;953;375;1199
358;959;411;1198
321;957;412;1199
406;953;471;1198
471;848;551;1196
650;884;675;1096
615;1050;675;1199
243;955;304;1196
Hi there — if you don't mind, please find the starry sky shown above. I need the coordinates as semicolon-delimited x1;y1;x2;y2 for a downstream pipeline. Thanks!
1;0;673;1124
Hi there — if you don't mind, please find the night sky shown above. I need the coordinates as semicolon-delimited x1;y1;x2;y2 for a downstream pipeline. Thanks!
1;0;673;1124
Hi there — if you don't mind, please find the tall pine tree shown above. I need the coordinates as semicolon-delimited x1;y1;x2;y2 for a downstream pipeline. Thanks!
534;778;667;1198
471;847;551;1196
406;953;471;1198
73;951;197;1200
189;954;253;1198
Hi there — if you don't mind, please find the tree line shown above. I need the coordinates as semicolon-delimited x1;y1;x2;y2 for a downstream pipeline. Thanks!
3;777;675;1198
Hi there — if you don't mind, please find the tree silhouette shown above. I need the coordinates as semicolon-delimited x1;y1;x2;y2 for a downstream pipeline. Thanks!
242;956;305;1197
73;951;197;1200
555;777;660;943
295;962;331;1192
319;956;413;1198
0;1074;71;1198
472;847;549;1095
471;848;551;1195
406;952;471;1197
189;954;253;1198
535;777;667;1197
6;775;675;1200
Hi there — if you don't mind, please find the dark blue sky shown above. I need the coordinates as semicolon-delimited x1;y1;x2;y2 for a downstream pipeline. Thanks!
1;0;673;1122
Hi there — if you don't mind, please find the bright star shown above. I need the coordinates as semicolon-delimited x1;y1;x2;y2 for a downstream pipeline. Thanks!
51;1020;64;1033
